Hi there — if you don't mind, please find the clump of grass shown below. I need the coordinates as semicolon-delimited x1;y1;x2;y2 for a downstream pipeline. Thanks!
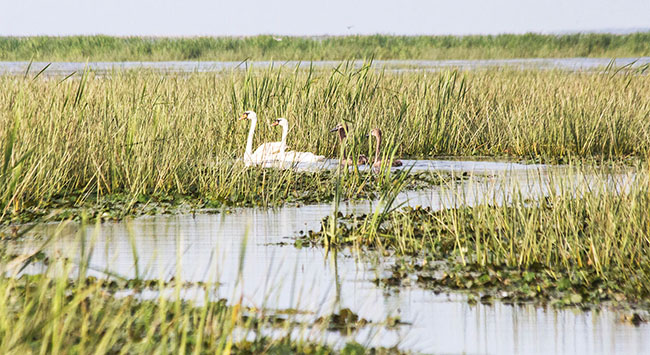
1;65;649;223
305;165;650;308
1;170;447;225
0;267;400;353
1;33;650;61
0;227;402;354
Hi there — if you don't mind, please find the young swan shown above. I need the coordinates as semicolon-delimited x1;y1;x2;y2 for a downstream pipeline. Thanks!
329;123;368;166
369;128;402;170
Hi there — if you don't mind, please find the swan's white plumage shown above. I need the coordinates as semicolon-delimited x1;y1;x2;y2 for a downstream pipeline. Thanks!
249;142;284;162
277;151;325;163
240;113;324;166
270;118;325;164
240;111;289;166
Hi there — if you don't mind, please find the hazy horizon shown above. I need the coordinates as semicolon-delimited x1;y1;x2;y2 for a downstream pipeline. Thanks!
2;0;650;37
3;28;650;38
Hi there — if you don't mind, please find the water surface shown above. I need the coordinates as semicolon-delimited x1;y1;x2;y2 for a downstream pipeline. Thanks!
9;160;647;354
2;57;649;77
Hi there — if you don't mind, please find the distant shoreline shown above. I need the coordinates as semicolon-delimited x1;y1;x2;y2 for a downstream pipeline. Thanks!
1;33;649;62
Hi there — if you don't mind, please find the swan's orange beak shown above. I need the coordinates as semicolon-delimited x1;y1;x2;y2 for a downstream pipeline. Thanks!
239;112;248;120
271;120;279;126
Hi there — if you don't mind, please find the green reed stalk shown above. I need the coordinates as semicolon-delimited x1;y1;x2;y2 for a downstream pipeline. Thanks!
1;65;649;222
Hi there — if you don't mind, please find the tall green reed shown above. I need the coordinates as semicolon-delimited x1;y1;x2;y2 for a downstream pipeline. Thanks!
1;65;648;221
338;164;649;274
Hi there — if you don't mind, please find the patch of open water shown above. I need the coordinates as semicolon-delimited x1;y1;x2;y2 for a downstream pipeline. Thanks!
1;57;649;77
9;160;647;354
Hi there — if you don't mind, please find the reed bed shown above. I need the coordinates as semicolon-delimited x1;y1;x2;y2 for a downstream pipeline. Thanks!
1;65;649;223
2;33;650;61
310;164;650;307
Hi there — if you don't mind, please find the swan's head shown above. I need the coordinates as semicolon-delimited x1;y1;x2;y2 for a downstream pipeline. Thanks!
271;118;288;128
369;128;382;138
239;110;257;121
329;123;348;136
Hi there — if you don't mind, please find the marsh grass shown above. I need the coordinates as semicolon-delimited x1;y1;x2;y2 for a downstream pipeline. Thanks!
308;164;650;307
0;169;447;226
2;33;650;61
0;266;384;354
1;64;649;223
0;224;400;354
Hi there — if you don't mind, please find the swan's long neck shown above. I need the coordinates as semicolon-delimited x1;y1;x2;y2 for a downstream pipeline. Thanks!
245;117;257;158
337;129;346;157
337;129;346;143
374;133;381;164
279;122;288;155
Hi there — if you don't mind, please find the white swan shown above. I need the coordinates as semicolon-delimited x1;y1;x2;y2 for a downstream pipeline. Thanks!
271;118;325;164
239;110;286;166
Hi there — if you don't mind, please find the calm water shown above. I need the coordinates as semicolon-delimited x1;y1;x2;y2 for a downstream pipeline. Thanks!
10;160;647;354
1;57;649;77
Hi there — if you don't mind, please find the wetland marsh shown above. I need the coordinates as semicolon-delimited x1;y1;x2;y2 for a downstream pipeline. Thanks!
1;59;650;353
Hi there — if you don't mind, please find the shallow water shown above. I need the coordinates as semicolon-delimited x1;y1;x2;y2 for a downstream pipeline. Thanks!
2;57;649;77
10;160;648;354
267;157;545;174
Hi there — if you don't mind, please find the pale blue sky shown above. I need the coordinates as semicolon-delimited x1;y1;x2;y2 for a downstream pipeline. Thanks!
2;0;649;36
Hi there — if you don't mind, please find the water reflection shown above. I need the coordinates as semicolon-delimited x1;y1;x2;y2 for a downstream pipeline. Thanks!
9;161;648;354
